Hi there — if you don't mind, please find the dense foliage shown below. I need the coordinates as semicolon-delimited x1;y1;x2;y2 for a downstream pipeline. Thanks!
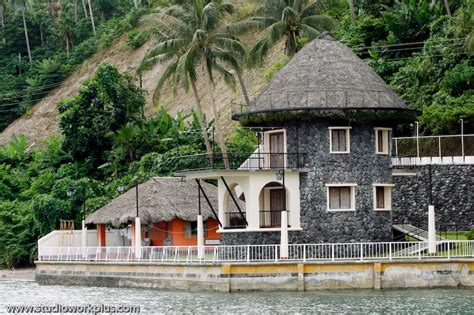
0;0;472;267
0;0;148;131
0;63;256;267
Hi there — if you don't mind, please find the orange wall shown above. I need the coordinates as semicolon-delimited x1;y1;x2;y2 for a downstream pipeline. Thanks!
97;224;106;247
148;218;220;246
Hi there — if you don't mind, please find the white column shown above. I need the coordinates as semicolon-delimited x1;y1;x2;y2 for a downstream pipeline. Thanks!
81;220;87;258
428;205;436;254
280;210;288;259
135;217;141;259
197;215;204;259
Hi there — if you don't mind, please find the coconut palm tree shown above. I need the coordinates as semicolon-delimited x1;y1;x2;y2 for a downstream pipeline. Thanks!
138;0;250;169
247;0;336;64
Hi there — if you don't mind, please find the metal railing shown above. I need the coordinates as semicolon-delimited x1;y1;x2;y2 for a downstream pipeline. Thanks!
176;152;307;172
259;210;288;228
392;134;473;158
224;212;247;229
231;89;405;117
38;241;474;264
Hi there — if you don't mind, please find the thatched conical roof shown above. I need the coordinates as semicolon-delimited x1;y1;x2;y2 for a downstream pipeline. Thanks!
238;33;407;119
86;177;220;226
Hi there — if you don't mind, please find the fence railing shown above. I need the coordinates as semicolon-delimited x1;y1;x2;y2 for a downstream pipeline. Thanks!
392;134;473;158
38;241;474;264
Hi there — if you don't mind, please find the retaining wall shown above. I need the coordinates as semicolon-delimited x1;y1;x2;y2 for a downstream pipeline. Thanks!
392;165;474;229
35;260;474;292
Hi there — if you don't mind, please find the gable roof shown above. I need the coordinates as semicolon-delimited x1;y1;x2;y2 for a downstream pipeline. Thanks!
86;177;220;226
239;33;406;117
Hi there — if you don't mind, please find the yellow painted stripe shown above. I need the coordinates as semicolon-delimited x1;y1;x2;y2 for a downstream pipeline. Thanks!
304;263;372;273
229;264;298;275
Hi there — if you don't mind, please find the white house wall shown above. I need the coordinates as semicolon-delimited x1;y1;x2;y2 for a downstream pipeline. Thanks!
218;171;301;232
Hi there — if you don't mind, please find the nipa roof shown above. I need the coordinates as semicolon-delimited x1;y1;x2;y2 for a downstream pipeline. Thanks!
246;33;407;115
86;177;220;226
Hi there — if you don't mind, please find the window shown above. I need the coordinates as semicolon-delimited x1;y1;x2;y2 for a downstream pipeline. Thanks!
184;221;208;237
326;184;357;211
374;128;391;155
329;127;351;153
372;184;394;211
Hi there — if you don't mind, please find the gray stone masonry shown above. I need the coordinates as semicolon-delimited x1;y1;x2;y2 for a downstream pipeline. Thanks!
392;165;473;231
221;121;394;245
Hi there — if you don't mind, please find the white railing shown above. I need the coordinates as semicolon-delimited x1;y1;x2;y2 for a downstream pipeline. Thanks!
37;241;474;264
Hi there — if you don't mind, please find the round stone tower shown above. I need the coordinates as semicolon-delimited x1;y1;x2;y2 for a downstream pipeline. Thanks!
230;33;414;244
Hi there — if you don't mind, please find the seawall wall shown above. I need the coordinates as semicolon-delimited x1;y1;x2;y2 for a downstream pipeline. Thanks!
36;260;474;292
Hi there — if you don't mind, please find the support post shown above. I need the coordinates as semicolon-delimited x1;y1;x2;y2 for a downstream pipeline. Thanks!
416;121;420;159
197;214;204;260
428;205;436;254
81;220;87;258
135;217;141;259
280;210;288;259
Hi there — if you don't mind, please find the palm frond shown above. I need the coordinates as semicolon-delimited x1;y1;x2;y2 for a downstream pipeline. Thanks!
302;15;336;31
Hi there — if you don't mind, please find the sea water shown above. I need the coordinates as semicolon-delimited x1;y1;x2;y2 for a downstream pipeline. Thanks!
0;281;473;314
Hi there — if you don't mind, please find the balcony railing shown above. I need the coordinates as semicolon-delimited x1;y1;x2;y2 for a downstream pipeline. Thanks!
176;152;307;172
38;240;474;264
259;210;289;228
392;134;474;166
224;212;246;229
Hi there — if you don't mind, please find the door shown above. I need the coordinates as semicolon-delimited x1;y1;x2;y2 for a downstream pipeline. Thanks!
269;132;285;168
270;188;285;226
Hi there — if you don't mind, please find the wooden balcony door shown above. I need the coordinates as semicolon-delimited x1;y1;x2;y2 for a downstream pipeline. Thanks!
269;131;285;168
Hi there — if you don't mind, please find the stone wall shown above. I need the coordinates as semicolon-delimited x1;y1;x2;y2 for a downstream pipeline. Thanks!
392;165;474;230
35;260;474;291
222;120;394;245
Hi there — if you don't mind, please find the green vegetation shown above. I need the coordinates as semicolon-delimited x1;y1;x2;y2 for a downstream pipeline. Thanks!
0;63;255;267
0;0;472;267
0;0;149;131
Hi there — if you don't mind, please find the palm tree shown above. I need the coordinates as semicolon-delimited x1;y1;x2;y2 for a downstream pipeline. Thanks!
138;0;250;169
247;0;336;64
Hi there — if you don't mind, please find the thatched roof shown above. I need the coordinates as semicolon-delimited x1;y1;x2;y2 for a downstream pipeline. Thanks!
86;177;220;226
242;33;407;117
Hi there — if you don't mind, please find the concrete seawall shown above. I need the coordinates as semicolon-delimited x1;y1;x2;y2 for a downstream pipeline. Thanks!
35;260;474;292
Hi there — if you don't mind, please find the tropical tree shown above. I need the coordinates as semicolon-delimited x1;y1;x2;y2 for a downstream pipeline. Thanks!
138;0;251;169
247;0;336;64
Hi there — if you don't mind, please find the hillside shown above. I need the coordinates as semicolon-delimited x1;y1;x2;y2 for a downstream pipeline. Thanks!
0;21;283;146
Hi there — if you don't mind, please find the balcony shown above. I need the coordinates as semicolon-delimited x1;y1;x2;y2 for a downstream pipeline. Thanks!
176;151;307;172
259;210;289;228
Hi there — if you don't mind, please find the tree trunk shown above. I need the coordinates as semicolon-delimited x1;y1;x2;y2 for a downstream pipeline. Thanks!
22;10;32;62
443;0;451;16
348;0;356;26
39;25;44;45
87;0;96;36
205;65;230;170
190;79;213;160
66;35;70;57
74;0;78;21
0;6;5;45
82;0;88;18
236;70;250;107
133;0;139;9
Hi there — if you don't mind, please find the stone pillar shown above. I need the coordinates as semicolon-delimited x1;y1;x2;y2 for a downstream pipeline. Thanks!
135;217;141;259
197;215;204;259
428;205;436;254
81;220;87;258
280;210;288;259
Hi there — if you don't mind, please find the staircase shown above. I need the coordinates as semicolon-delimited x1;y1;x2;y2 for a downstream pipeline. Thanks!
392;224;445;255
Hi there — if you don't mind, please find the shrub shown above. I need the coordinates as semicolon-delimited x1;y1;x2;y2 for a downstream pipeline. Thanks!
127;29;151;49
466;230;474;240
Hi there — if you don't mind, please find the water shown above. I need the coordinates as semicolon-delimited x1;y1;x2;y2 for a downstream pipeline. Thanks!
0;281;473;314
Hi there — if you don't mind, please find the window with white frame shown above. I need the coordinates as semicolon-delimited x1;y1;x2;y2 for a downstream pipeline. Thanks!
329;127;351;153
326;184;357;211
372;184;394;211
374;128;391;155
